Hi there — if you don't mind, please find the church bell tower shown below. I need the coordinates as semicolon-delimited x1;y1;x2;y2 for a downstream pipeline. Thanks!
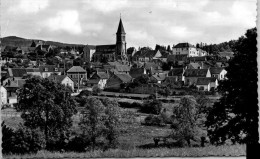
116;18;127;61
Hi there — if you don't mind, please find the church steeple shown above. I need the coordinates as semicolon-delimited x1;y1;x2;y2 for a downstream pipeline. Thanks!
116;17;127;62
116;18;125;35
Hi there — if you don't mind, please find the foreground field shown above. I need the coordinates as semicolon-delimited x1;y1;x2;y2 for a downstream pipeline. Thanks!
2;98;244;158
4;144;246;158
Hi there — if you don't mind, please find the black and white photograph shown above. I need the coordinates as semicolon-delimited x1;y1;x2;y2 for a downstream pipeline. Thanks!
0;0;258;158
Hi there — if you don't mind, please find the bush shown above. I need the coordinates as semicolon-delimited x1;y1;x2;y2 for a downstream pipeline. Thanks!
78;90;92;97
66;135;90;152
178;91;187;96
144;115;165;126
118;101;142;108
2;123;46;155
160;108;173;124
140;99;162;115
92;85;102;95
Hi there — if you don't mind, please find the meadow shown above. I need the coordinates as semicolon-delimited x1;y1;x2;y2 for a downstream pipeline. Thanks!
2;98;246;158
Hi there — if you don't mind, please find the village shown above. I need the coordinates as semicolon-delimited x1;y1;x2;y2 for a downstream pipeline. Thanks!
0;18;233;107
0;0;257;156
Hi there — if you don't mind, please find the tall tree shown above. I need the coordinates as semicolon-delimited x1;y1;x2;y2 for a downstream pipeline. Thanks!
206;28;258;144
171;96;206;146
79;97;121;150
16;76;77;149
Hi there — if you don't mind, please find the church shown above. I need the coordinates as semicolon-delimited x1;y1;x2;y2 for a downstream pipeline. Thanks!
83;18;128;63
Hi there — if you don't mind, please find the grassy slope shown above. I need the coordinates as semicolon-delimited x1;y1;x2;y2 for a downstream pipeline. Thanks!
2;100;246;157
4;145;246;158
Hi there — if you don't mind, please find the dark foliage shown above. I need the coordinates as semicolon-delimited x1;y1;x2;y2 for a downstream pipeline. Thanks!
2;122;45;155
144;115;165;127
140;99;162;115
16;76;77;150
206;28;258;144
118;101;142;108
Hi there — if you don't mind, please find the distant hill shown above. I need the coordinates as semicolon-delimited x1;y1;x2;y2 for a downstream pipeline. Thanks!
0;36;85;48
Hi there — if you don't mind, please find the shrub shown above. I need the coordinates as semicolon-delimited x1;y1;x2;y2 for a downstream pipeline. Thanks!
66;135;90;152
118;101;142;108
2;123;46;155
78;90;92;97
144;115;165;126
178;91;187;96
160;108;173;124
140;99;162;115
92;85;102;95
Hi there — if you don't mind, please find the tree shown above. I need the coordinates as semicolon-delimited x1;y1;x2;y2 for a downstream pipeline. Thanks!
101;98;121;147
79;97;121;150
79;97;106;150
206;28;258;144
171;96;206;147
16;76;77;150
141;99;162;115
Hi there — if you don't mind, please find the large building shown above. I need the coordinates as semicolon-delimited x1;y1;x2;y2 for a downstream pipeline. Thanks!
83;18;128;63
172;43;207;57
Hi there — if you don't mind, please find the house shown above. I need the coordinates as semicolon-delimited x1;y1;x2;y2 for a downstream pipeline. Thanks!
188;56;208;63
167;54;188;64
39;65;62;78
1;86;8;105
36;44;53;53
172;43;198;57
133;49;159;62
183;69;211;85
129;67;147;79
83;45;96;62
143;62;162;75
172;43;207;57
210;67;227;80
48;75;74;91
187;62;202;69
111;65;131;74
150;74;166;84
153;50;171;62
106;74;132;90
66;66;87;88
168;68;185;82
197;48;208;56
196;77;218;91
86;71;109;89
218;52;234;60
4;79;26;105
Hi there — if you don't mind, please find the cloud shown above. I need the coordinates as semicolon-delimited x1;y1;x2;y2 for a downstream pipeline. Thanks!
229;0;256;27
83;0;128;13
9;0;49;13
45;10;82;35
128;30;156;47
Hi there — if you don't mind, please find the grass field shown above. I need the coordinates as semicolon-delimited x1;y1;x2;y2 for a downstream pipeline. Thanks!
2;99;245;158
4;144;246;158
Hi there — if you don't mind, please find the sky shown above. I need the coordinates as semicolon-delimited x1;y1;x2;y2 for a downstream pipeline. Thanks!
0;0;257;48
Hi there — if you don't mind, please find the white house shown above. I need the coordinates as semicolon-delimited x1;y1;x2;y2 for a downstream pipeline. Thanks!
39;65;62;78
210;68;227;80
86;71;109;89
1;86;8;105
196;77;218;91
48;75;75;92
172;43;207;57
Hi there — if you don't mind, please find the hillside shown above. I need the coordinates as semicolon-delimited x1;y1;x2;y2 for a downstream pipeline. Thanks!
0;36;85;48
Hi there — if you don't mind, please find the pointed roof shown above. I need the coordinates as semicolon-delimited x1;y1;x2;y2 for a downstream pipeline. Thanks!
116;18;125;34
